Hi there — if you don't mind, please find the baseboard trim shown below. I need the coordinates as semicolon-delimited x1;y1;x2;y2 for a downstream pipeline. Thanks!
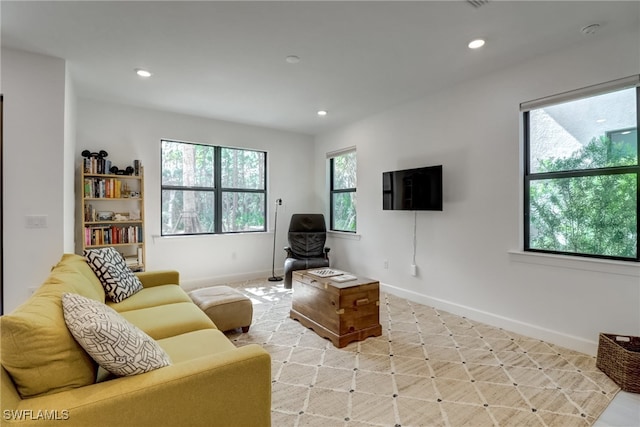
380;282;598;356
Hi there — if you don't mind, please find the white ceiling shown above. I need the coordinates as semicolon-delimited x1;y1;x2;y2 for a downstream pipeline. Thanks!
2;1;638;135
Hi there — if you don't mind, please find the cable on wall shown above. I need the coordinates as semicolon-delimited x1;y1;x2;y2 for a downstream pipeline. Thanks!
412;211;417;265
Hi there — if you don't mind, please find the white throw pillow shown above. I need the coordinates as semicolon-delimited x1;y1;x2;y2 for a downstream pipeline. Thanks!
84;247;143;302
62;293;171;376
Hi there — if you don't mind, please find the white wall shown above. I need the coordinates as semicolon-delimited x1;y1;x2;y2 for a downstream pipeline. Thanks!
64;66;77;253
1;48;67;313
76;99;315;289
314;28;640;355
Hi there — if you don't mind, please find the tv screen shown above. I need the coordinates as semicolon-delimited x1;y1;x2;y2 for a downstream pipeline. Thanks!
382;165;443;211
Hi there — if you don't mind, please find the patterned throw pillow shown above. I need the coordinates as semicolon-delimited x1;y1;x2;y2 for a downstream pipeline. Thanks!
84;247;143;302
62;293;171;376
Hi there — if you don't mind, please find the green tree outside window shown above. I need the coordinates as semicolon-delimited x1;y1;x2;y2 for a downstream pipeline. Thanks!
525;85;639;261
330;152;357;232
161;140;266;235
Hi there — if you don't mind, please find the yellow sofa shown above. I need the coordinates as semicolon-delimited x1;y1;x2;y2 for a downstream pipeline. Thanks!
0;254;271;427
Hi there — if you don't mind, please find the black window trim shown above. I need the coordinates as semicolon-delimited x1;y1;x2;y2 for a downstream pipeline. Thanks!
161;140;267;236
329;153;356;233
522;83;640;262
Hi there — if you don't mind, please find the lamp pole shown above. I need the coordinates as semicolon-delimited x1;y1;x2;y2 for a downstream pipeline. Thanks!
268;198;283;282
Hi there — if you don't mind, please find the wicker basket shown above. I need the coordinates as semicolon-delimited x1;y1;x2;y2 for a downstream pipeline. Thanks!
596;333;640;393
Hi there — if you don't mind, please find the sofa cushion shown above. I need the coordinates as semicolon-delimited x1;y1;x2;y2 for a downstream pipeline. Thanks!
157;329;237;363
107;284;192;313
84;247;143;302
62;293;171;376
119;302;216;340
0;284;98;398
47;253;106;302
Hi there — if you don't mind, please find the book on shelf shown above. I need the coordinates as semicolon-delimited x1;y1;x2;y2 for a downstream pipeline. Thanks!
84;158;112;175
84;204;94;222
124;256;138;266
124;247;143;269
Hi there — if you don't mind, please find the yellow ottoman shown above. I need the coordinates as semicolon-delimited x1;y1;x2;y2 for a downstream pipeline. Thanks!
189;286;253;332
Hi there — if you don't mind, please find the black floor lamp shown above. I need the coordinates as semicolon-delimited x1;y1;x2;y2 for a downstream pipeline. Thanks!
268;198;283;282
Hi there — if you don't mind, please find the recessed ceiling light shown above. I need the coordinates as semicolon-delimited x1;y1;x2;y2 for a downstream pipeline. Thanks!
621;131;632;135
596;118;607;123
285;55;300;64
317;110;328;117
468;39;485;49
135;68;152;78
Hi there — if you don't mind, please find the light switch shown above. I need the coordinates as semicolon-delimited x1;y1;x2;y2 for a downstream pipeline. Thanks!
26;215;48;228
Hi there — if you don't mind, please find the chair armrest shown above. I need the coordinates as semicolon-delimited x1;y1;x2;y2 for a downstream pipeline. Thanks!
7;345;271;427
324;247;331;259
284;246;295;258
135;270;180;288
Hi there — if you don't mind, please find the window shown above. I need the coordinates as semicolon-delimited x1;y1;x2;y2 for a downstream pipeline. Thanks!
523;79;639;261
161;140;266;235
329;150;357;232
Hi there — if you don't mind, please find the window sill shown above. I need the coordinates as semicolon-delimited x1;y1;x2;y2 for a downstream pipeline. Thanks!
508;250;640;277
151;231;269;241
328;231;361;241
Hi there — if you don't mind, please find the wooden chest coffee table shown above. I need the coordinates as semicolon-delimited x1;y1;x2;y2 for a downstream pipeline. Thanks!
290;270;382;348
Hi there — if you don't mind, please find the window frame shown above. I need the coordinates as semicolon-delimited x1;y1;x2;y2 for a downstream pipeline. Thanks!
329;150;357;233
161;140;267;236
522;81;640;262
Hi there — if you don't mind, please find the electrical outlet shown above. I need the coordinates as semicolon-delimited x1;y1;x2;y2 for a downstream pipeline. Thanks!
410;264;417;276
383;259;389;269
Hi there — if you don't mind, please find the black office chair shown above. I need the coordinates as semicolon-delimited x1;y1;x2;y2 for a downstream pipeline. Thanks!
283;214;330;289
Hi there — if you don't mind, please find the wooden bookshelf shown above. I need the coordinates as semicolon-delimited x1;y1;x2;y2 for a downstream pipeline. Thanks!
80;165;145;271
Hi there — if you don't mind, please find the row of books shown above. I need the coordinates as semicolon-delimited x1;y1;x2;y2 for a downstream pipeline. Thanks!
84;178;133;199
84;225;143;246
84;158;112;175
84;158;142;175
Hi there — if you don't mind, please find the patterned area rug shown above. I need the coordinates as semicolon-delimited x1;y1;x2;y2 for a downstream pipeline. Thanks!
225;281;619;427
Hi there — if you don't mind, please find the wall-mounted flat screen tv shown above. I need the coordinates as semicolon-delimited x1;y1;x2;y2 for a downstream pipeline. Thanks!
382;165;443;211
